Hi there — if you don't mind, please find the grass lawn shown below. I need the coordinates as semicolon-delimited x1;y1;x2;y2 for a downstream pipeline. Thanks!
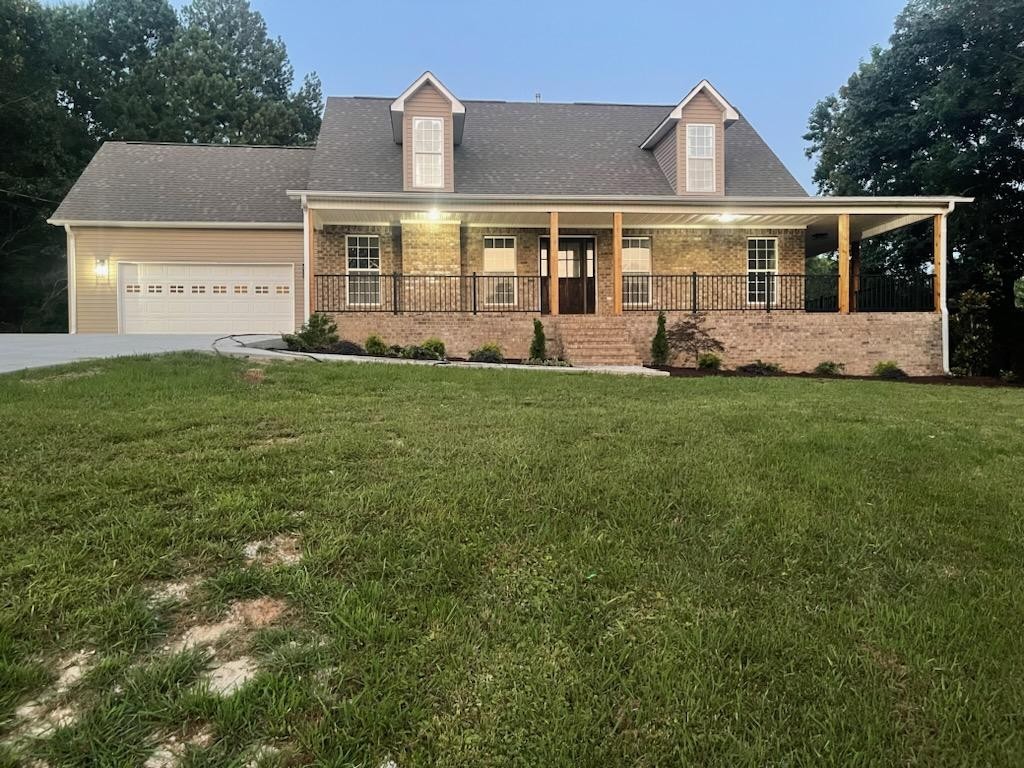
1;353;1023;767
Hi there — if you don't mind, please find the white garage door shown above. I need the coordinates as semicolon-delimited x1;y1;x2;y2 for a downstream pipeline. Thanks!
119;263;294;334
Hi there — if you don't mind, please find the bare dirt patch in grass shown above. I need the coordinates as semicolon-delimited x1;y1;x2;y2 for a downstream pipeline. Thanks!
8;650;94;740
241;368;266;384
206;655;259;696
243;534;302;566
22;367;103;385
144;727;214;768
169;597;288;653
148;576;202;605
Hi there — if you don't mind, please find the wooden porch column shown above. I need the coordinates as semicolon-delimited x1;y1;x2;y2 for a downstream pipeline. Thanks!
850;239;861;312
837;213;851;314
933;213;944;313
548;211;559;315
612;212;623;315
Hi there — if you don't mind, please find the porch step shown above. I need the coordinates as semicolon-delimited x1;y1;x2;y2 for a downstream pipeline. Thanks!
554;318;643;366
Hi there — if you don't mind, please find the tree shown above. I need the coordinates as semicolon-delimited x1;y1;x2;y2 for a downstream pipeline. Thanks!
650;312;669;366
666;315;725;368
1;0;323;332
804;0;1024;373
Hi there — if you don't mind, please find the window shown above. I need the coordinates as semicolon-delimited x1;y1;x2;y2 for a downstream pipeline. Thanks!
192;285;207;294
412;117;444;188
622;237;652;306
234;285;248;294
347;234;381;305
212;285;227;294
255;285;269;295
169;284;184;294
275;285;290;295
147;284;163;294
125;284;141;294
747;237;778;304
686;124;715;192
483;236;516;306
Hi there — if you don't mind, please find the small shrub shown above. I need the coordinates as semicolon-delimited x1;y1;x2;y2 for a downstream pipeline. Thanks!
387;344;404;358
813;360;845;376
325;340;365;356
667;314;725;367
283;313;338;351
400;344;442;360
999;369;1019;384
421;337;446;359
364;334;388;356
737;359;782;376
469;343;504;364
650;312;669;366
697;352;722;371
529;319;547;362
873;360;907;379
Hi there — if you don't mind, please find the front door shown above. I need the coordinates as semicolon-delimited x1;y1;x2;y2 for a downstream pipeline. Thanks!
540;237;596;314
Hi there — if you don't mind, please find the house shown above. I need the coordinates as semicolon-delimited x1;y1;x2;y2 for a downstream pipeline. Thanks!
49;72;969;373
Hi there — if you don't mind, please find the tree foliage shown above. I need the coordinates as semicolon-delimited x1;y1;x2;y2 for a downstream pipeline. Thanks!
805;0;1024;372
1;0;323;331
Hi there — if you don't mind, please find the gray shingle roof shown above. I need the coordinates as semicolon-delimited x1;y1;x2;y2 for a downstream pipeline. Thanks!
52;95;807;224
307;96;807;197
51;142;313;223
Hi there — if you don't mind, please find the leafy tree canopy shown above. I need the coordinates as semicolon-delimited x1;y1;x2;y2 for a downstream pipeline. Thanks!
805;0;1024;371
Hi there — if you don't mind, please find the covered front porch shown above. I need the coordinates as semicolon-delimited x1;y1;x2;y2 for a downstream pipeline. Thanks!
297;194;963;319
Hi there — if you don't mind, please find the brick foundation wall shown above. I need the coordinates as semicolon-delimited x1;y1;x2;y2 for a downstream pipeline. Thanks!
326;311;943;375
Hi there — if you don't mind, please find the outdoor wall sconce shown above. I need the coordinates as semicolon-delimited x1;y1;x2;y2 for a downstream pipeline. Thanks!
95;258;109;278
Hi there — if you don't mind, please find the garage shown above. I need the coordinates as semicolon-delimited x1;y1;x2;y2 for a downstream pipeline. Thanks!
118;262;295;334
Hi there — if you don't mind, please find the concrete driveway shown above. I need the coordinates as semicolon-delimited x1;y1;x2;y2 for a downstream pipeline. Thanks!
0;334;235;374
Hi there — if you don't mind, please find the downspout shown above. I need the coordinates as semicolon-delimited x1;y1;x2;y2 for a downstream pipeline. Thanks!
940;202;954;374
64;224;77;334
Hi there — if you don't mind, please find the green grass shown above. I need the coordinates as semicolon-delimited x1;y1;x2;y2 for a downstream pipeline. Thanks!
1;353;1023;766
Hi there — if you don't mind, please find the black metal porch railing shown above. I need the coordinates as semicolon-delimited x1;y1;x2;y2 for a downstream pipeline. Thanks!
313;273;934;314
622;273;840;312
314;273;543;313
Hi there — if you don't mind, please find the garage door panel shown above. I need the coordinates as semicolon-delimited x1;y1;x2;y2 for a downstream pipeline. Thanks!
119;262;294;334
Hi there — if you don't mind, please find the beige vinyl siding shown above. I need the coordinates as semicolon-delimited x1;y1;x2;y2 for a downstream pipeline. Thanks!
403;82;455;193
71;227;303;333
676;90;726;196
652;129;677;191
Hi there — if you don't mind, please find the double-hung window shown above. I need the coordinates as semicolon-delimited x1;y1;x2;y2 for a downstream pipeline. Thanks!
347;234;381;306
483;236;516;306
412;117;444;188
747;237;778;304
686;124;715;192
622;237;652;307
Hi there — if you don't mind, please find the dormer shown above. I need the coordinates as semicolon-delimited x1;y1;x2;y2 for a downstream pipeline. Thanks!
390;72;465;193
641;80;738;197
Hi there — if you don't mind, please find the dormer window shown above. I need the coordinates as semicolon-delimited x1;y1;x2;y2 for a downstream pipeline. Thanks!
412;117;444;188
686;124;715;192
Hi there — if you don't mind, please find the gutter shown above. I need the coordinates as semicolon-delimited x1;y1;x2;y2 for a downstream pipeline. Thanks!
47;219;302;230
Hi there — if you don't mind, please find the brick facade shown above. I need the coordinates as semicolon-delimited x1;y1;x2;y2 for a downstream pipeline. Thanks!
327;311;943;375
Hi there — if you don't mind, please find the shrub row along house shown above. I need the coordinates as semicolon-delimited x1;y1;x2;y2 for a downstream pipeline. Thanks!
50;72;969;372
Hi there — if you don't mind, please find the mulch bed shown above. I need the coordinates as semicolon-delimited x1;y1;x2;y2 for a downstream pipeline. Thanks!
647;365;1020;388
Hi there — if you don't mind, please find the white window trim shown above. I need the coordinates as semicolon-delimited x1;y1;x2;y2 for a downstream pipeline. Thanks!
686;123;716;193
412;116;444;189
746;236;779;306
482;235;517;307
346;234;382;307
622;236;652;308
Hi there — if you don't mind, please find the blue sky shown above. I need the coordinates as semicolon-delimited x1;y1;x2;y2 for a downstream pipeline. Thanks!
245;1;906;192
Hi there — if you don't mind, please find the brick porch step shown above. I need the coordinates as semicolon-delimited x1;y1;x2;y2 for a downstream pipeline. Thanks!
554;317;644;366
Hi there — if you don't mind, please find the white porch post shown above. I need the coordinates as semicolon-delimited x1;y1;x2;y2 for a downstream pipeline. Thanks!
303;201;312;322
936;210;951;373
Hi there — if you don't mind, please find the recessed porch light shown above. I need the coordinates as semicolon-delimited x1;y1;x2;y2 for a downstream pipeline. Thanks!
717;213;739;223
426;208;441;221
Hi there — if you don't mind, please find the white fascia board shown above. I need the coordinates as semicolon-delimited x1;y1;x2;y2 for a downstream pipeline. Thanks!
48;219;303;229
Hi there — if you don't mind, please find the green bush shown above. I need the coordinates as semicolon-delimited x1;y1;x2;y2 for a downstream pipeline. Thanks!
873;360;907;379
325;340;365;356
387;344;404;358
283;313;338;351
697;352;722;370
529;319;547;362
737;359;782;376
469;343;504;364
524;358;571;367
813;360;845;376
400;344;442;360
999;369;1019;384
650;312;669;366
421;337;446;359
364;334;388;356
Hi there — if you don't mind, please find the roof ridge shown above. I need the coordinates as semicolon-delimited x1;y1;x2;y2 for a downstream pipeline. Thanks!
327;95;674;109
117;141;316;150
